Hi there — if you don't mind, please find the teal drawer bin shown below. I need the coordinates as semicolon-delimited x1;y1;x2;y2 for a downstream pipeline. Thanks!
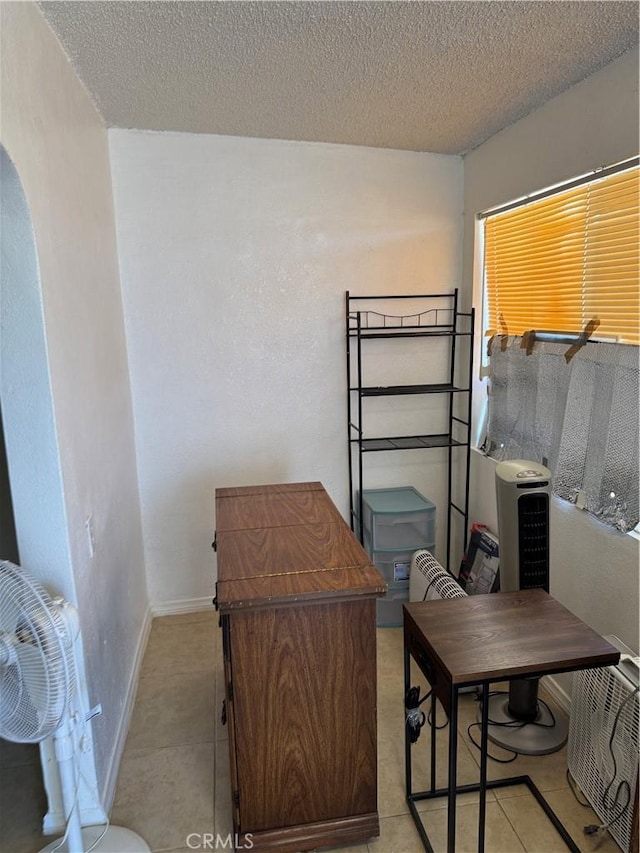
363;531;435;585
362;487;436;553
376;581;409;627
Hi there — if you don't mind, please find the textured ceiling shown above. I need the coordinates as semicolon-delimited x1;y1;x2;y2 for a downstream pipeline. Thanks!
40;1;639;155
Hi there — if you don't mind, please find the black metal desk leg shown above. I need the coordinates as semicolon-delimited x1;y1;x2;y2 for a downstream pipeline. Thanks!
430;690;437;792
404;644;412;799
478;683;490;853
447;685;459;853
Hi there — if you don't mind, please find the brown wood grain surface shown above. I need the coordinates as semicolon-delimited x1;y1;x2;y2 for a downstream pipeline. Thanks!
217;565;386;611
216;521;373;581
216;489;344;532
404;590;620;685
235;812;379;852
216;482;324;498
218;482;382;848
221;619;241;831
229;599;378;833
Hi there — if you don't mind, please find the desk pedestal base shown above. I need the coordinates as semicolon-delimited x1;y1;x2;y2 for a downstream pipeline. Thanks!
483;693;569;755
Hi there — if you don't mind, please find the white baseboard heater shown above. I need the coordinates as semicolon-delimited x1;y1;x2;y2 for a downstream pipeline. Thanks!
567;635;639;852
409;549;465;602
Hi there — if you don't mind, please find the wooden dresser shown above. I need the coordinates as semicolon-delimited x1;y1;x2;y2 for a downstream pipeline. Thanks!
215;482;386;852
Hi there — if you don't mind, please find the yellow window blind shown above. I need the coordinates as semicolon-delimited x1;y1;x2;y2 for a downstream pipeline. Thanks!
484;165;640;345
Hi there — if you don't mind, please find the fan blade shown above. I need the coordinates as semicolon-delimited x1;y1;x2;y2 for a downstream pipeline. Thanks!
13;643;52;719
0;593;22;636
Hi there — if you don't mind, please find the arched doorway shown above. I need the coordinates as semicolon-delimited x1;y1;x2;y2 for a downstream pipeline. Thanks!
0;144;77;600
0;144;106;846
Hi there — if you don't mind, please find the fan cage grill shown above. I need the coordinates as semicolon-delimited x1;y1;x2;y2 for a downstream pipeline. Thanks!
568;660;639;852
0;561;70;742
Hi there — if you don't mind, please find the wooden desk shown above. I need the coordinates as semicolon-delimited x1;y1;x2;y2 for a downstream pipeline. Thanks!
216;481;324;498
215;482;386;852
403;590;621;853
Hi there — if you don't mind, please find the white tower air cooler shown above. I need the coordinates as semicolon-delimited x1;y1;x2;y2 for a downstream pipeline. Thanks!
568;636;639;853
483;460;569;755
495;459;551;592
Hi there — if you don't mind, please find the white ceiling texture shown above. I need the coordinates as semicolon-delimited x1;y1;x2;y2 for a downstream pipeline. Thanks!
40;1;639;155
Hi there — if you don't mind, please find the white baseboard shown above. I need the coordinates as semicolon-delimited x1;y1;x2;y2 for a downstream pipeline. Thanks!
151;595;215;617
540;673;572;716
99;597;213;812
43;804;108;836
100;603;153;815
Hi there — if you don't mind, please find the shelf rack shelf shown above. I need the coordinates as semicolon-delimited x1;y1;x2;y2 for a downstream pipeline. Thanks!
346;290;475;575
357;383;468;397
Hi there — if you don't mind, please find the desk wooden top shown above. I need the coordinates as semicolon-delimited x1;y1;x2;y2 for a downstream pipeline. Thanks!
215;482;386;612
216;482;324;498
217;564;386;611
216;488;343;532
404;590;620;686
217;522;373;581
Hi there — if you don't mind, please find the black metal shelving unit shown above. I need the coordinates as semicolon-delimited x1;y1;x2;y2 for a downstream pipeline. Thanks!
346;290;475;575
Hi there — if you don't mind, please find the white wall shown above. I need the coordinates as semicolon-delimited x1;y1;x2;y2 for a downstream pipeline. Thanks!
463;47;640;658
109;130;463;607
1;2;148;805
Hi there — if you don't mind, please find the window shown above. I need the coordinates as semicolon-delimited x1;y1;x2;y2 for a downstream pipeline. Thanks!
480;158;639;531
484;160;639;344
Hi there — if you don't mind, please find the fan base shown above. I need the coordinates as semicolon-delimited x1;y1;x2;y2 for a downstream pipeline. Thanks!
41;824;151;852
480;693;568;755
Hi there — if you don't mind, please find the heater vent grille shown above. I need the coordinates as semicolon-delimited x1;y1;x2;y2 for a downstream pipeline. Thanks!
568;637;639;853
517;493;549;590
409;550;466;602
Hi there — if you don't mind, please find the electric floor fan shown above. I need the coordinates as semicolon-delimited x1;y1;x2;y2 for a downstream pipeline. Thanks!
0;560;150;852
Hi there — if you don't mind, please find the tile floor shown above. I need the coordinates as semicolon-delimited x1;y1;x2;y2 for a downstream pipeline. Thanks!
1;609;623;853
0;738;47;852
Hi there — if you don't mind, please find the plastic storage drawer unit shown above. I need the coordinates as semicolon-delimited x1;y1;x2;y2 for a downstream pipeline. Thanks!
363;532;434;585
362;487;436;552
376;582;409;628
